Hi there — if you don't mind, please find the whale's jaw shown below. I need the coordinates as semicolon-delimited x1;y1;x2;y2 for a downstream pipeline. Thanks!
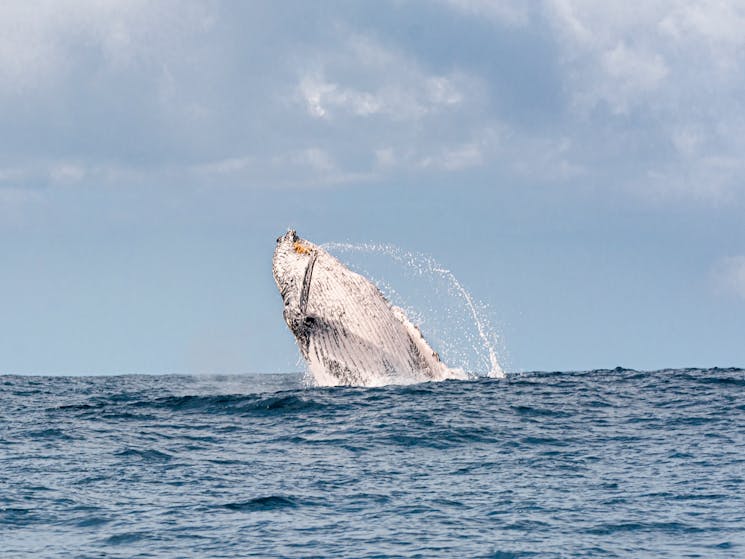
272;230;466;387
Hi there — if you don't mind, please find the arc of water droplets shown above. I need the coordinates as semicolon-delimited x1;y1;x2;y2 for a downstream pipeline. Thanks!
322;242;505;378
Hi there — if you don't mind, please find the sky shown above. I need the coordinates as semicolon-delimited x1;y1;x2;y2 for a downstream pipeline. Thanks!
1;0;744;375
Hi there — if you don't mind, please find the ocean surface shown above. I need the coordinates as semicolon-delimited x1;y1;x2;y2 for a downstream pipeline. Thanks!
2;368;744;558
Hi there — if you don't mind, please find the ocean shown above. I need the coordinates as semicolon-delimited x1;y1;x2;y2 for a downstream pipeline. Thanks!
2;368;744;558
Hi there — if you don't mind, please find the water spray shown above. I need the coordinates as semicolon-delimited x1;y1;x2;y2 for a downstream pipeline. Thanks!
322;242;505;378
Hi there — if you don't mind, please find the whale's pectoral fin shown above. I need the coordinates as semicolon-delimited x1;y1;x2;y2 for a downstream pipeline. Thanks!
284;306;316;359
281;251;318;361
388;304;451;379
299;250;317;316
389;306;441;361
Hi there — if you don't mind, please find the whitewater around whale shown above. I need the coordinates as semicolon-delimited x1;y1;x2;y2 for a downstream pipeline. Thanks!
272;230;470;387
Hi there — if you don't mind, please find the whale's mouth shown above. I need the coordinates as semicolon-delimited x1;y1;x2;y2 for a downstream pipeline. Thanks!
276;228;299;245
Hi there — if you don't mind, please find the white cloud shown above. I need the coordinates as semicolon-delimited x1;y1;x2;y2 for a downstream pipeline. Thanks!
420;143;483;171
712;256;745;300
424;76;463;106
671;127;703;157
193;156;254;175
299;75;384;118
0;2;212;94
190;147;373;189
2;161;87;188
50;164;86;184
600;43;668;113
660;2;745;72
297;68;464;121
2;1;744;204
545;2;675;113
509;137;587;181
296;33;471;122
288;148;336;174
441;143;483;170
284;29;503;183
520;1;745;201
264;147;377;187
642;154;745;205
374;147;397;169
0;166;25;183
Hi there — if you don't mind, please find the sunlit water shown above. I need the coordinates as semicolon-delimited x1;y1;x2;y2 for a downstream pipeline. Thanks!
2;369;744;558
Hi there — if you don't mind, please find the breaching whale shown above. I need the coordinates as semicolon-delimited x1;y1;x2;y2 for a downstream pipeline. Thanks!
272;229;467;387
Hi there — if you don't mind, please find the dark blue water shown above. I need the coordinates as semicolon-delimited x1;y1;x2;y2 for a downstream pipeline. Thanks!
2;369;744;558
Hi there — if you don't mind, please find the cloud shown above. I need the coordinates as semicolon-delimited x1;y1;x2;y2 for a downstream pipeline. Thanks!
0;2;213;94
437;143;484;171
281;29;506;181
50;164;87;184
1;5;502;199
1;0;745;208
659;2;745;71
544;1;745;112
545;2;678;113
600;43;669;113
191;147;375;189
296;33;467;121
529;1;745;201
508;137;587;181
299;74;384;118
712;256;745;300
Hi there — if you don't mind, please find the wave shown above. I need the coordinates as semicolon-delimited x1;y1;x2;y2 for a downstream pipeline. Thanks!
48;391;330;420
143;393;326;415
220;496;303;512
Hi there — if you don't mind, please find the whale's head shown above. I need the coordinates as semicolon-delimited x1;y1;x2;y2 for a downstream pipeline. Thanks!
272;229;318;319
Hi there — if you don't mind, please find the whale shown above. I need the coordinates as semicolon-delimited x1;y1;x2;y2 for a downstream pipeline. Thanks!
272;229;467;387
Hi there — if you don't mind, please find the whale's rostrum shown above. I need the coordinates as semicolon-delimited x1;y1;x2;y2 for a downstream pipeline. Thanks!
272;230;467;387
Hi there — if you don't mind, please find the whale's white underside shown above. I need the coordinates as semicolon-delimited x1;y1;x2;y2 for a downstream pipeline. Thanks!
273;230;467;387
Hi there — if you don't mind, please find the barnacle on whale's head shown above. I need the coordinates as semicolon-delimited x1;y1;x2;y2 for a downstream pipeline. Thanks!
293;240;312;255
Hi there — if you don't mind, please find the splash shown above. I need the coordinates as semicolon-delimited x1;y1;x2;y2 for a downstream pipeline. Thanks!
322;242;506;379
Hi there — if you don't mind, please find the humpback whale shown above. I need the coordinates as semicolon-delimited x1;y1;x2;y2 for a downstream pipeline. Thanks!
273;230;467;387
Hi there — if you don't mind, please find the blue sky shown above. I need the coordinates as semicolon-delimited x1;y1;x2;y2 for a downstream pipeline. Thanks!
1;1;744;374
